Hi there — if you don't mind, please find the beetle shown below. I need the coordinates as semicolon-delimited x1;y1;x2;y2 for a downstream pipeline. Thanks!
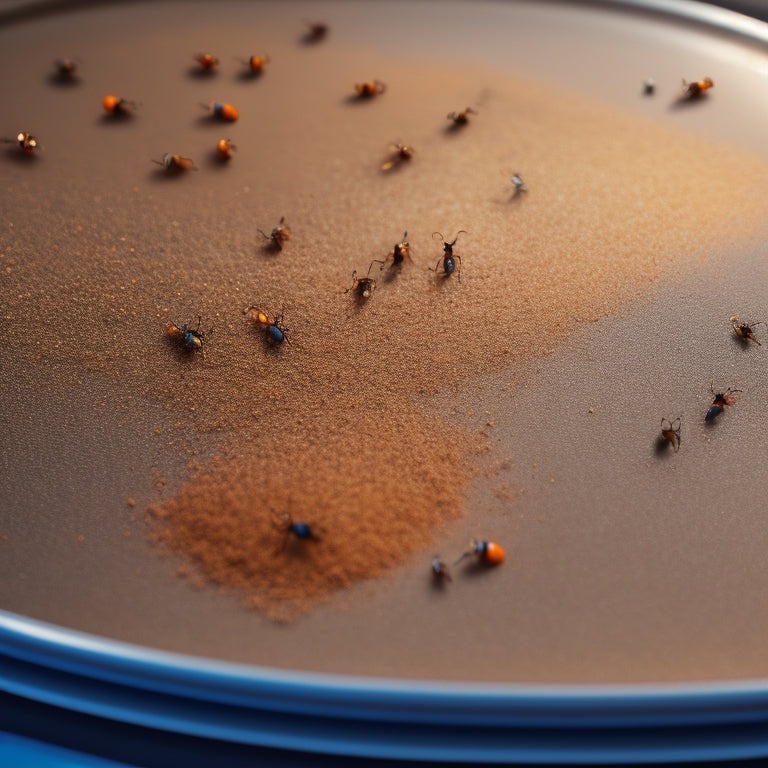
302;21;328;43
244;306;289;345
3;132;40;154
454;538;505;566
203;101;239;121
102;94;138;116
346;260;384;299
705;385;741;422
431;230;466;280
257;216;290;251
193;53;219;71
381;142;414;171
730;315;763;346
216;138;236;160
660;416;682;452
431;556;451;582
446;107;477;125
274;513;320;552
354;80;386;98
153;153;197;172
682;77;713;99
239;54;269;75
166;318;206;352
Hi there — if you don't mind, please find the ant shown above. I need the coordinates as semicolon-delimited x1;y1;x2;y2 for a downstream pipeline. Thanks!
431;231;466;280
193;53;219;71
454;539;505;566
202;101;239;121
681;77;713;99
354;80;386;98
238;54;269;75
643;78;656;96
705;384;741;423
431;556;451;583
216;138;236;160
386;232;412;269
346;260;384;299
446;107;477;126
730;315;763;346
257;216;290;251
3;132;39;155
381;142;414;171
153;153;197;173
102;94;138;116
302;21;328;44
244;306;289;345
659;417;682;453
166;317;207;352
274;513;320;552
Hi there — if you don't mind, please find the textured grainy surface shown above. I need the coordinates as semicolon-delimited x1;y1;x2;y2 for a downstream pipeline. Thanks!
2;0;768;682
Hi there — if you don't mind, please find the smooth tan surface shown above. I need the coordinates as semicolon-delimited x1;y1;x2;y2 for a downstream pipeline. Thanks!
3;0;768;682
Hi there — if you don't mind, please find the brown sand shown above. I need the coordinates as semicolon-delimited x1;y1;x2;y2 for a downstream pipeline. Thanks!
3;1;768;675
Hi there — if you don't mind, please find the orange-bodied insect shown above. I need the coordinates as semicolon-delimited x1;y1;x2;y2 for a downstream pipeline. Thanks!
4;132;40;154
257;216;290;251
244;306;289;345
354;80;386;98
153;153;197;172
239;54;269;74
302;21;328;43
193;53;219;71
447;107;477;125
730;315;763;346
660;417;682;453
203;101;239;121
454;539;505;566
387;232;412;268
346;260;384;300
705;385;741;423
381;142;414;171
431;557;451;583
682;77;713;99
166;318;206;352
102;94;137;116
216;138;236;160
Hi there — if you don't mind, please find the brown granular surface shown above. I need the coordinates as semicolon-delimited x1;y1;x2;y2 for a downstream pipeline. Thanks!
4;22;768;622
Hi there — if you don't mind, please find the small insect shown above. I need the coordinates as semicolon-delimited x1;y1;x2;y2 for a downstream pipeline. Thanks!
510;174;527;195
303;21;328;43
244;306;289;345
216;138;236;160
257;216;290;251
730;315;763;346
102;94;137;116
705;385;741;423
152;153;197;172
239;54;269;75
166;318;206;352
446;107;478;125
53;58;79;82
660;417;682;453
274;513;320;552
454;539;506;567
431;557;451;582
346;260;384;299
203;101;239;121
193;53;219;71
354;80;386;98
643;78;656;96
387;232;412;268
681;77;713;99
431;230;466;280
3;132;40;154
381;142;414;171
